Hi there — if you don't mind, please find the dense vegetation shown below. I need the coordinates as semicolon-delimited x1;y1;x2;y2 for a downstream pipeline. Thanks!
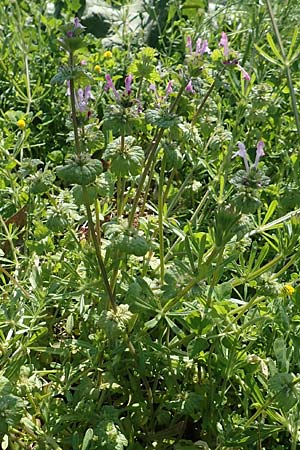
1;0;300;448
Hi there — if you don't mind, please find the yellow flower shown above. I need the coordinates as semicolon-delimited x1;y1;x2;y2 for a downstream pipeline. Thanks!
103;50;113;59
94;64;101;73
17;119;26;129
281;284;295;297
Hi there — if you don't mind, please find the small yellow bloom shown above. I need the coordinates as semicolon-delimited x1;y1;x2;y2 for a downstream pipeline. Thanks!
103;50;113;59
17;119;26;129
94;64;101;73
281;284;295;297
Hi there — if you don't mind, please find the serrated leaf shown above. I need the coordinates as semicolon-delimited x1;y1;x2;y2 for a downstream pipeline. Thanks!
187;337;209;358
0;377;12;396
145;109;180;128
51;66;73;85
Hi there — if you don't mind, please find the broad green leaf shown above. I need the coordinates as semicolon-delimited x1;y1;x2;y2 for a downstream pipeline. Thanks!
66;314;74;335
82;428;94;450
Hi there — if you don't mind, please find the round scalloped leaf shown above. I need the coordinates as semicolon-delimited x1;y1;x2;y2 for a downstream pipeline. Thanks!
145;109;180;128
129;235;149;256
47;214;68;233
72;184;98;205
57;156;102;186
103;137;144;177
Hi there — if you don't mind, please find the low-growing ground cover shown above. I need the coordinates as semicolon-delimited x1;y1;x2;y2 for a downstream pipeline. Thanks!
1;0;300;448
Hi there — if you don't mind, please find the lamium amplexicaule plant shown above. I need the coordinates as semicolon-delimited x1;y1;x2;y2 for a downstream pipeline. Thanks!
51;18;262;302
3;1;300;449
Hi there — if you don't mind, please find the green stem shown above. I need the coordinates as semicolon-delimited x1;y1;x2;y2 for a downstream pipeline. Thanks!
83;188;117;312
24;54;32;115
0;215;18;263
0;265;30;299
94;199;102;243
158;153;166;285
206;247;225;308
136;76;144;99
128;83;185;228
164;189;210;264
161;247;220;315
117;135;126;217
191;69;223;126
67;53;115;309
231;253;283;288
265;0;300;148
128;128;164;227
68;51;81;156
244;377;300;429
167;171;193;216
139;158;156;218
163;168;175;204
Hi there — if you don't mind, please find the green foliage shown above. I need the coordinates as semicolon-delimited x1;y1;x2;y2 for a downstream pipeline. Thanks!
57;154;102;185
103;136;144;177
128;47;160;82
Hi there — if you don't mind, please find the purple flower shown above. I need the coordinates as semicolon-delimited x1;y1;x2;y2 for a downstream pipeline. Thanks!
237;63;250;81
74;17;84;29
219;31;229;59
104;74;114;91
185;80;195;93
186;36;193;53
125;74;133;95
66;80;71;96
149;83;156;92
254;140;265;168
195;38;210;55
233;142;250;173
104;74;120;101
187;36;210;56
199;39;210;55
165;80;173;96
195;38;202;54
76;85;93;112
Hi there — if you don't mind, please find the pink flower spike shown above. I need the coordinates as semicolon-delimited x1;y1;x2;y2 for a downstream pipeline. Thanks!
186;36;193;53
220;31;229;59
104;74;114;90
66;80;71;96
254;140;265;168
200;39;210;55
104;74;120;101
185;80;195;93
125;74;133;95
166;80;173;96
75;86;93;112
84;85;94;100
237;63;250;81
233;141;250;173
195;38;202;54
74;17;84;29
